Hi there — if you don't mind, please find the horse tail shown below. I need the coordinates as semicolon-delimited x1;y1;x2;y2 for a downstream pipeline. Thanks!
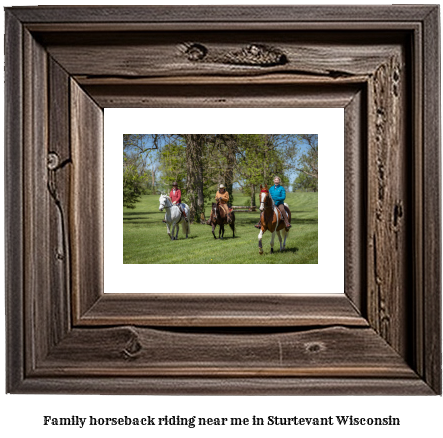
229;212;235;235
181;219;190;235
183;204;191;234
284;202;291;225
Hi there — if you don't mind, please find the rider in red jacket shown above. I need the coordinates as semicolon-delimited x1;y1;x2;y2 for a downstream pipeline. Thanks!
170;183;182;204
162;181;187;222
170;181;187;221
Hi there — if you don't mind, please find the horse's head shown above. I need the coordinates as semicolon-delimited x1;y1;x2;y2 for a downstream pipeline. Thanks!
159;194;169;211
259;184;270;212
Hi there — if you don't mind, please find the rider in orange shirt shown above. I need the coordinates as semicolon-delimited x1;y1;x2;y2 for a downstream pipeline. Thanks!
215;184;232;224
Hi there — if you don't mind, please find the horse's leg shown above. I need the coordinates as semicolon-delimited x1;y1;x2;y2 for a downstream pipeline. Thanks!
277;229;283;252
219;224;223;240
175;222;179;240
282;228;288;249
173;222;179;240
270;230;276;254
165;222;171;240
258;229;264;255
212;223;217;239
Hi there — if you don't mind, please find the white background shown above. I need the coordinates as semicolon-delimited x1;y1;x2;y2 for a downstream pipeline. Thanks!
1;1;442;438
106;108;344;294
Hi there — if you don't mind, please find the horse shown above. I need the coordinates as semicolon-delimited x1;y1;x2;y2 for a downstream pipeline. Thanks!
158;194;190;240
209;201;235;239
257;184;291;254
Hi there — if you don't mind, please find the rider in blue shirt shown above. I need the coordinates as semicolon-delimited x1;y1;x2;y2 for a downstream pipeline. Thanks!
254;176;291;229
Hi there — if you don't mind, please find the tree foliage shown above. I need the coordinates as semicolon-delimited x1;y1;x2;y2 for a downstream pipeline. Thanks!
158;140;187;191
293;171;318;191
123;153;148;209
295;134;318;179
123;133;317;216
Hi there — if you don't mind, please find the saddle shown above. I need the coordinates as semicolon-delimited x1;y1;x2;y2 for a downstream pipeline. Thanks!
178;205;187;221
275;205;290;221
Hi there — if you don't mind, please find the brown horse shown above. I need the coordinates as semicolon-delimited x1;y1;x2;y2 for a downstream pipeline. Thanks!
257;184;291;254
209;201;235;239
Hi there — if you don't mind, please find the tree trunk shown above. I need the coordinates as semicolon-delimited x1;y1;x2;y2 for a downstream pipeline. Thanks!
185;134;205;222
250;183;256;207
225;135;237;205
196;161;204;218
151;167;156;195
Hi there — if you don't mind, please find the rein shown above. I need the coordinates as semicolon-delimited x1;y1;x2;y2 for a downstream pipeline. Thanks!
161;197;176;209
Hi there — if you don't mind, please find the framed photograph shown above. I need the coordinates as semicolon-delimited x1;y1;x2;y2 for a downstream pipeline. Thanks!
106;108;343;294
5;5;440;394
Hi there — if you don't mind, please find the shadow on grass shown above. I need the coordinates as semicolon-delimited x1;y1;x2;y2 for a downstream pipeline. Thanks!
124;218;155;223
168;236;198;241
283;246;300;254
123;211;155;216
124;221;159;225
235;217;317;226
212;235;239;240
291;219;318;225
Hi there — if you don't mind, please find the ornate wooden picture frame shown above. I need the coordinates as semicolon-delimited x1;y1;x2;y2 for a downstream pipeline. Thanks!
5;6;441;394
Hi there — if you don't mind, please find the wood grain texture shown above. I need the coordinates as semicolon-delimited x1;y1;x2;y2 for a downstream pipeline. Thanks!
366;50;409;358
12;377;433;395
344;90;366;314
411;17;425;383
83;83;361;108
422;6;441;394
8;5;436;23
37;326;415;377
23;29;50;372
41;31;403;80
70;80;104;321
79;294;367;327
5;10;24;393
4;5;441;394
48;58;72;346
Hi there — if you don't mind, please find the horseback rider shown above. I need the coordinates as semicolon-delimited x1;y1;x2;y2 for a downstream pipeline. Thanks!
162;181;187;222
254;176;291;230
215;184;232;224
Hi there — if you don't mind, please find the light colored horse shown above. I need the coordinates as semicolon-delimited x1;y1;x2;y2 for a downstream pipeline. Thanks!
158;194;190;240
258;184;290;255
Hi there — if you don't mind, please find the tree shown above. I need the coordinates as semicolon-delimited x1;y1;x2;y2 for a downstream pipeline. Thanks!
183;134;205;222
295;134;318;180
216;134;238;205
123;153;148;209
124;134;167;196
123;133;309;214
158;140;187;193
236;134;291;205
236;134;266;206
293;171;318;191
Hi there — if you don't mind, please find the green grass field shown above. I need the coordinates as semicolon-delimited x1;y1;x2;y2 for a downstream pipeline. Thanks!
123;191;318;264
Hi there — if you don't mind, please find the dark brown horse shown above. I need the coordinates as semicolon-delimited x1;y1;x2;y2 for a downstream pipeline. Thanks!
258;184;291;254
209;201;235;239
